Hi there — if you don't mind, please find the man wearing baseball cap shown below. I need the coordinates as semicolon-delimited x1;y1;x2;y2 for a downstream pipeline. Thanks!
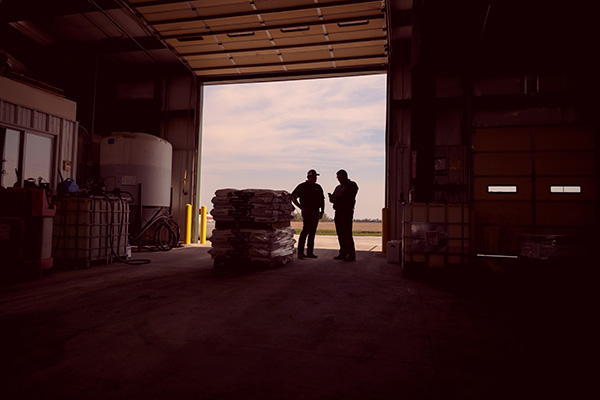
291;169;325;259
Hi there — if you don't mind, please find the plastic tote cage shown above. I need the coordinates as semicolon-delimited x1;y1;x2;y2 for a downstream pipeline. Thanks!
402;203;470;269
52;196;129;268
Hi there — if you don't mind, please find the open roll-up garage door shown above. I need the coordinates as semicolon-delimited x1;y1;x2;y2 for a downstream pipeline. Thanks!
472;126;597;256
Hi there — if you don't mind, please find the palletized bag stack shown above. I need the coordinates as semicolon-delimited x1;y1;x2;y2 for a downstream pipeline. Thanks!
208;189;296;268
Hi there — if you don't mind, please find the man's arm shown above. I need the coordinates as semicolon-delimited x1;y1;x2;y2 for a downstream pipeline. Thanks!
318;185;325;218
350;181;359;197
291;184;304;211
291;196;302;210
319;185;325;211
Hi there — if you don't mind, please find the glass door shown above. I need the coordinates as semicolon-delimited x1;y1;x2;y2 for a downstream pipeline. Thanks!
1;128;22;188
23;132;54;185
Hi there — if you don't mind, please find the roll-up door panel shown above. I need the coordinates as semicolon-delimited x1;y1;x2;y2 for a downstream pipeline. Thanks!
472;126;597;256
473;128;532;151
474;202;532;226
535;126;595;151
536;202;597;227
535;152;595;176
474;177;532;201
535;177;596;201
474;153;531;176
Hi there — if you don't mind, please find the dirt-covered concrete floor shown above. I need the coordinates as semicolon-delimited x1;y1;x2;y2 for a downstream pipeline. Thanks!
0;246;594;399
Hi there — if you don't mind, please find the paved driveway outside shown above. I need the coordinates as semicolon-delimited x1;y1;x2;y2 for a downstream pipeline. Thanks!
295;234;382;252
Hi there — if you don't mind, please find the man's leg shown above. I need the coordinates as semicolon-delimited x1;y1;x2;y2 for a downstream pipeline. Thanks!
334;212;346;259
344;212;356;261
305;213;319;257
298;213;309;257
339;210;355;261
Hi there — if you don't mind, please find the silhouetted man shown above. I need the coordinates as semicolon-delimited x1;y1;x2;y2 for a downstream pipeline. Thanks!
291;169;325;259
328;169;359;262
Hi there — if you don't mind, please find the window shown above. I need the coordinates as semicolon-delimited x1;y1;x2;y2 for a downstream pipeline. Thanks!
487;185;518;193
1;128;54;188
550;185;582;193
1;129;21;187
23;133;53;185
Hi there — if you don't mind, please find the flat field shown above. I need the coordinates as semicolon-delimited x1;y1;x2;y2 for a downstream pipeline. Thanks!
291;221;382;236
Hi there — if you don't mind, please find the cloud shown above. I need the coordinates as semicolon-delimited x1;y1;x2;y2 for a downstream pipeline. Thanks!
200;74;386;219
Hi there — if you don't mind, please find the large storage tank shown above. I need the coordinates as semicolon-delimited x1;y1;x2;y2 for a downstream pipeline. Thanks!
99;132;172;207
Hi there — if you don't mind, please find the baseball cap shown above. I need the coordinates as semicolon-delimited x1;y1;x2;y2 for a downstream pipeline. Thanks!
307;169;319;176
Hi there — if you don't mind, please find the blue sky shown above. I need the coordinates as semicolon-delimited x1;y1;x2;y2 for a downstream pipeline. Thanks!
199;74;387;220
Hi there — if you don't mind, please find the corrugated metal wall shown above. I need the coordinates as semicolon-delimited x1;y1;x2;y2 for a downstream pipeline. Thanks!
0;97;78;187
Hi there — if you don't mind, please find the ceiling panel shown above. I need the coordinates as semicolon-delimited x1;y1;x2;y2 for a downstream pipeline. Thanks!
195;67;240;77
335;56;386;67
332;43;385;58
215;31;272;46
122;0;394;82
268;26;325;40
253;0;317;12
260;10;320;24
170;41;223;55
198;15;262;29
232;53;282;66
280;49;332;63
286;61;334;71
328;28;385;41
239;65;286;74
325;18;384;33
187;56;233;69
140;7;197;23
268;34;328;47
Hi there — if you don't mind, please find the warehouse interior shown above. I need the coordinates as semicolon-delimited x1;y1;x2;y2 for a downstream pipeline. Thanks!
1;0;598;398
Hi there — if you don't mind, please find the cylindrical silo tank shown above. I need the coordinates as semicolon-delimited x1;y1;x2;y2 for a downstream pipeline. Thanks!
99;132;172;207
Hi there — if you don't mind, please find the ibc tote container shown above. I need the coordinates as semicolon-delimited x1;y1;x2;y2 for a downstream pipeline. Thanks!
402;203;470;269
52;196;129;268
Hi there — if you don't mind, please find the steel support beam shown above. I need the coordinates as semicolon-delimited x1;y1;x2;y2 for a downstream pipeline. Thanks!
198;63;387;84
0;0;119;23
191;53;386;72
409;0;435;203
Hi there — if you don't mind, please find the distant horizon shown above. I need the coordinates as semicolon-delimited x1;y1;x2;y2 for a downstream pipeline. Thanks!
200;74;387;220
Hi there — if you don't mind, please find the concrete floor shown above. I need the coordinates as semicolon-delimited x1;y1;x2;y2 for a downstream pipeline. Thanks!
0;245;594;400
292;234;383;252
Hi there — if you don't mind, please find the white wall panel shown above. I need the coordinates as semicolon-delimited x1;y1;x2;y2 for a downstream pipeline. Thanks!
0;79;79;187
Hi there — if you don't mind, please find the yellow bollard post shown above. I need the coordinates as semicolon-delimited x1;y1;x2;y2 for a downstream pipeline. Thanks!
200;205;207;244
185;203;192;244
382;207;389;254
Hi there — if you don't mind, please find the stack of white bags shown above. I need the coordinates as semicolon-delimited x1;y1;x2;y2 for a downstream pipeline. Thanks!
208;189;296;267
